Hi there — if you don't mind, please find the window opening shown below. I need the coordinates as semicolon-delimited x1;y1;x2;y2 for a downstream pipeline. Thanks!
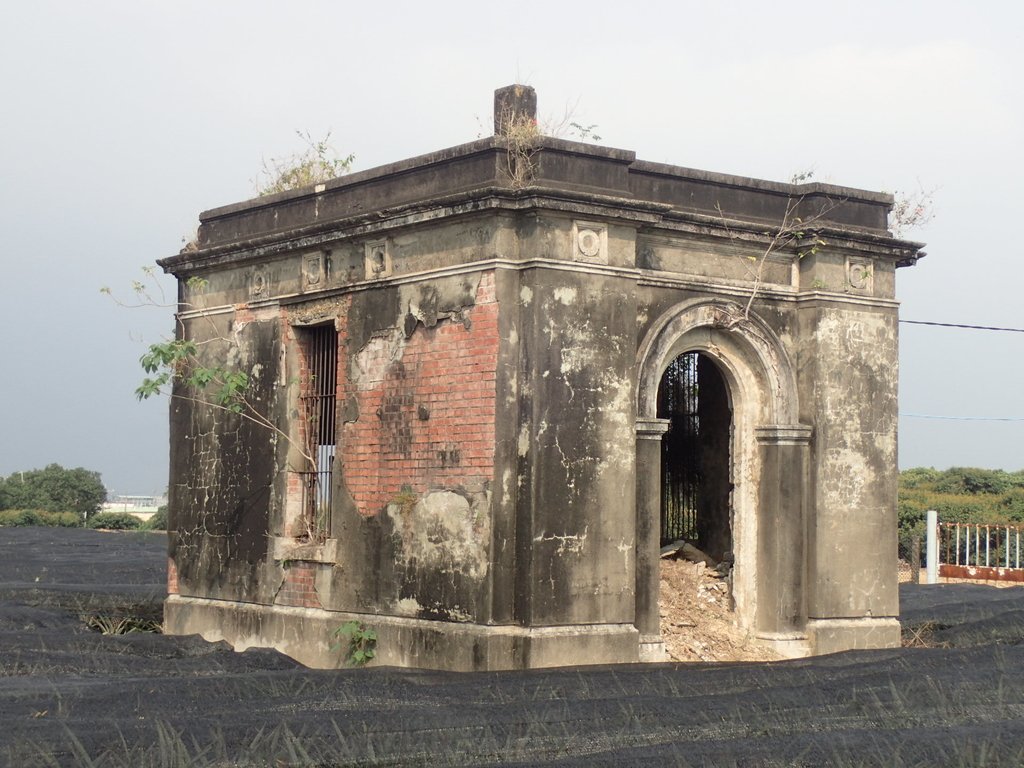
299;324;337;538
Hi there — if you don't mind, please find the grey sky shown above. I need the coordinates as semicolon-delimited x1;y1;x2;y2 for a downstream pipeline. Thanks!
1;1;1021;494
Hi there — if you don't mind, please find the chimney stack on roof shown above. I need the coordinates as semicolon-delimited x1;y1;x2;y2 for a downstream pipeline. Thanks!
493;84;537;136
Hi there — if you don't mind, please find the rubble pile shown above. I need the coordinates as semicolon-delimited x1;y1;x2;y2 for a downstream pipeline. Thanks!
659;542;783;663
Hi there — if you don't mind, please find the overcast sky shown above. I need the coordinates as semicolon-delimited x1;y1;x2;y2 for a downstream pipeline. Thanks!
1;1;1021;495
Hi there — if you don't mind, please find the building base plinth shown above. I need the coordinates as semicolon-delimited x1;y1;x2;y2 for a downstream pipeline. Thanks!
638;635;668;662
754;631;811;659
165;595;641;671
807;617;901;656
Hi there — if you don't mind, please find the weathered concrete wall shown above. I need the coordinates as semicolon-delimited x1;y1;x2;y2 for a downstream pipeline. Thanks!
512;265;638;627
798;299;902;649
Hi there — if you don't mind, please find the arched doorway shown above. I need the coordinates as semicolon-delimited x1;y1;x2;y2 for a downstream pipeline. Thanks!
656;352;732;563
634;299;811;660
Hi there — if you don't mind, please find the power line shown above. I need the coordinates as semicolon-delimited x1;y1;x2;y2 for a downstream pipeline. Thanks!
900;320;1024;333
899;319;1024;421
901;413;1024;422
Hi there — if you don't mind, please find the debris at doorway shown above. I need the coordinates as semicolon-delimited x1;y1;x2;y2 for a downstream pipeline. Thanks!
660;554;783;663
660;539;718;567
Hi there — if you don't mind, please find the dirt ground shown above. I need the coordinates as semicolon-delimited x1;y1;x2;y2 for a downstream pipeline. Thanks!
4;527;1024;767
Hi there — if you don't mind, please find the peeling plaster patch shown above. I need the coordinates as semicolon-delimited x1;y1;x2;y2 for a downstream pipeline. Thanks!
598;374;632;427
824;447;869;509
814;308;897;512
352;328;407;389
442;605;473;622
520;286;533;305
517;425;531;457
616;538;635;575
395;597;423;616
553;287;577;305
560;343;600;375
534;526;589;555
501;468;513;505
387;490;490;580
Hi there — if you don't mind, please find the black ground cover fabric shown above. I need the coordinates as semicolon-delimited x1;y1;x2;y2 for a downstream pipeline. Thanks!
2;527;1024;766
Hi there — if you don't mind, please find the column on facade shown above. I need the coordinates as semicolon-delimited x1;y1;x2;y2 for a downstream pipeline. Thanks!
635;417;670;645
754;424;813;638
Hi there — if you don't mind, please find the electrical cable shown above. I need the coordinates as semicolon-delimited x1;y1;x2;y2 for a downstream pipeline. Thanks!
899;318;1024;421
900;320;1024;333
901;414;1024;422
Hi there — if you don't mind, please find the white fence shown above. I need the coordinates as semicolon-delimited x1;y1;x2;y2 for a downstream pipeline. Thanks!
925;509;1024;584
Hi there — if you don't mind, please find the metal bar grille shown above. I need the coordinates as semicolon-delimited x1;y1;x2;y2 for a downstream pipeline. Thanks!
658;352;699;545
299;324;337;538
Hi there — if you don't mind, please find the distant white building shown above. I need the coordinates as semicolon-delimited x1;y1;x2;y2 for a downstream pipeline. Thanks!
102;494;167;519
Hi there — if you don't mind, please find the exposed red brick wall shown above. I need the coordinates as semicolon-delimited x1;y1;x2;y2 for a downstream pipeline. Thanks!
340;271;498;516
167;556;179;595
233;304;256;324
275;564;323;608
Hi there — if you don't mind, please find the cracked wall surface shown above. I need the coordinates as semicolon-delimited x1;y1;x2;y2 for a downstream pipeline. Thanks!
168;313;284;605
512;263;638;627
798;303;900;621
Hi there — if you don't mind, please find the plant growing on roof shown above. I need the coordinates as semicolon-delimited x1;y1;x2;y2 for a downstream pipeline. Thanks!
254;130;355;196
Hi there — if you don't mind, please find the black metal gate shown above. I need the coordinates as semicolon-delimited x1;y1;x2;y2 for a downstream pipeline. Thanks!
657;352;700;546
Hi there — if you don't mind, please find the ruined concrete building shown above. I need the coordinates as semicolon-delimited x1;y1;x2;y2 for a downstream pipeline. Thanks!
160;86;923;670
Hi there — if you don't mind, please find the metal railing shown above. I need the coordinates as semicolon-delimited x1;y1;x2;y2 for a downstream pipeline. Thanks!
925;511;1024;583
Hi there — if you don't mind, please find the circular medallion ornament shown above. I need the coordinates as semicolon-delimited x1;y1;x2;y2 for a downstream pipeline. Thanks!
578;228;601;258
848;261;871;290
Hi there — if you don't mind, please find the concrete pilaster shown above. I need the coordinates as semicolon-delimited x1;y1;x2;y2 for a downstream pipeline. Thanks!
635;417;670;660
755;425;812;646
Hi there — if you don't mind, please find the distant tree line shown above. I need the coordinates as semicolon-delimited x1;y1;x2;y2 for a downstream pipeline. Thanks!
0;464;165;530
0;464;106;519
899;466;1024;546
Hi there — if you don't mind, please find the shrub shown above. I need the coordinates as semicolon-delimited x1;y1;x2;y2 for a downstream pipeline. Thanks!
86;512;141;530
46;511;81;527
142;505;167;531
0;509;43;527
255;130;354;196
0;509;81;527
933;467;1012;496
999;489;1024;523
900;467;941;489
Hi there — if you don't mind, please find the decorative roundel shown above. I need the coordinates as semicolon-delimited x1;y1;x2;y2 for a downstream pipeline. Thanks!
849;262;871;289
578;228;601;258
252;271;266;295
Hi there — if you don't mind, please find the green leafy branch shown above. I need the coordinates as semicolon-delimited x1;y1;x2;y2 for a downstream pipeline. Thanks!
331;620;377;666
568;122;602;142
108;270;314;466
137;339;248;414
717;170;839;324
